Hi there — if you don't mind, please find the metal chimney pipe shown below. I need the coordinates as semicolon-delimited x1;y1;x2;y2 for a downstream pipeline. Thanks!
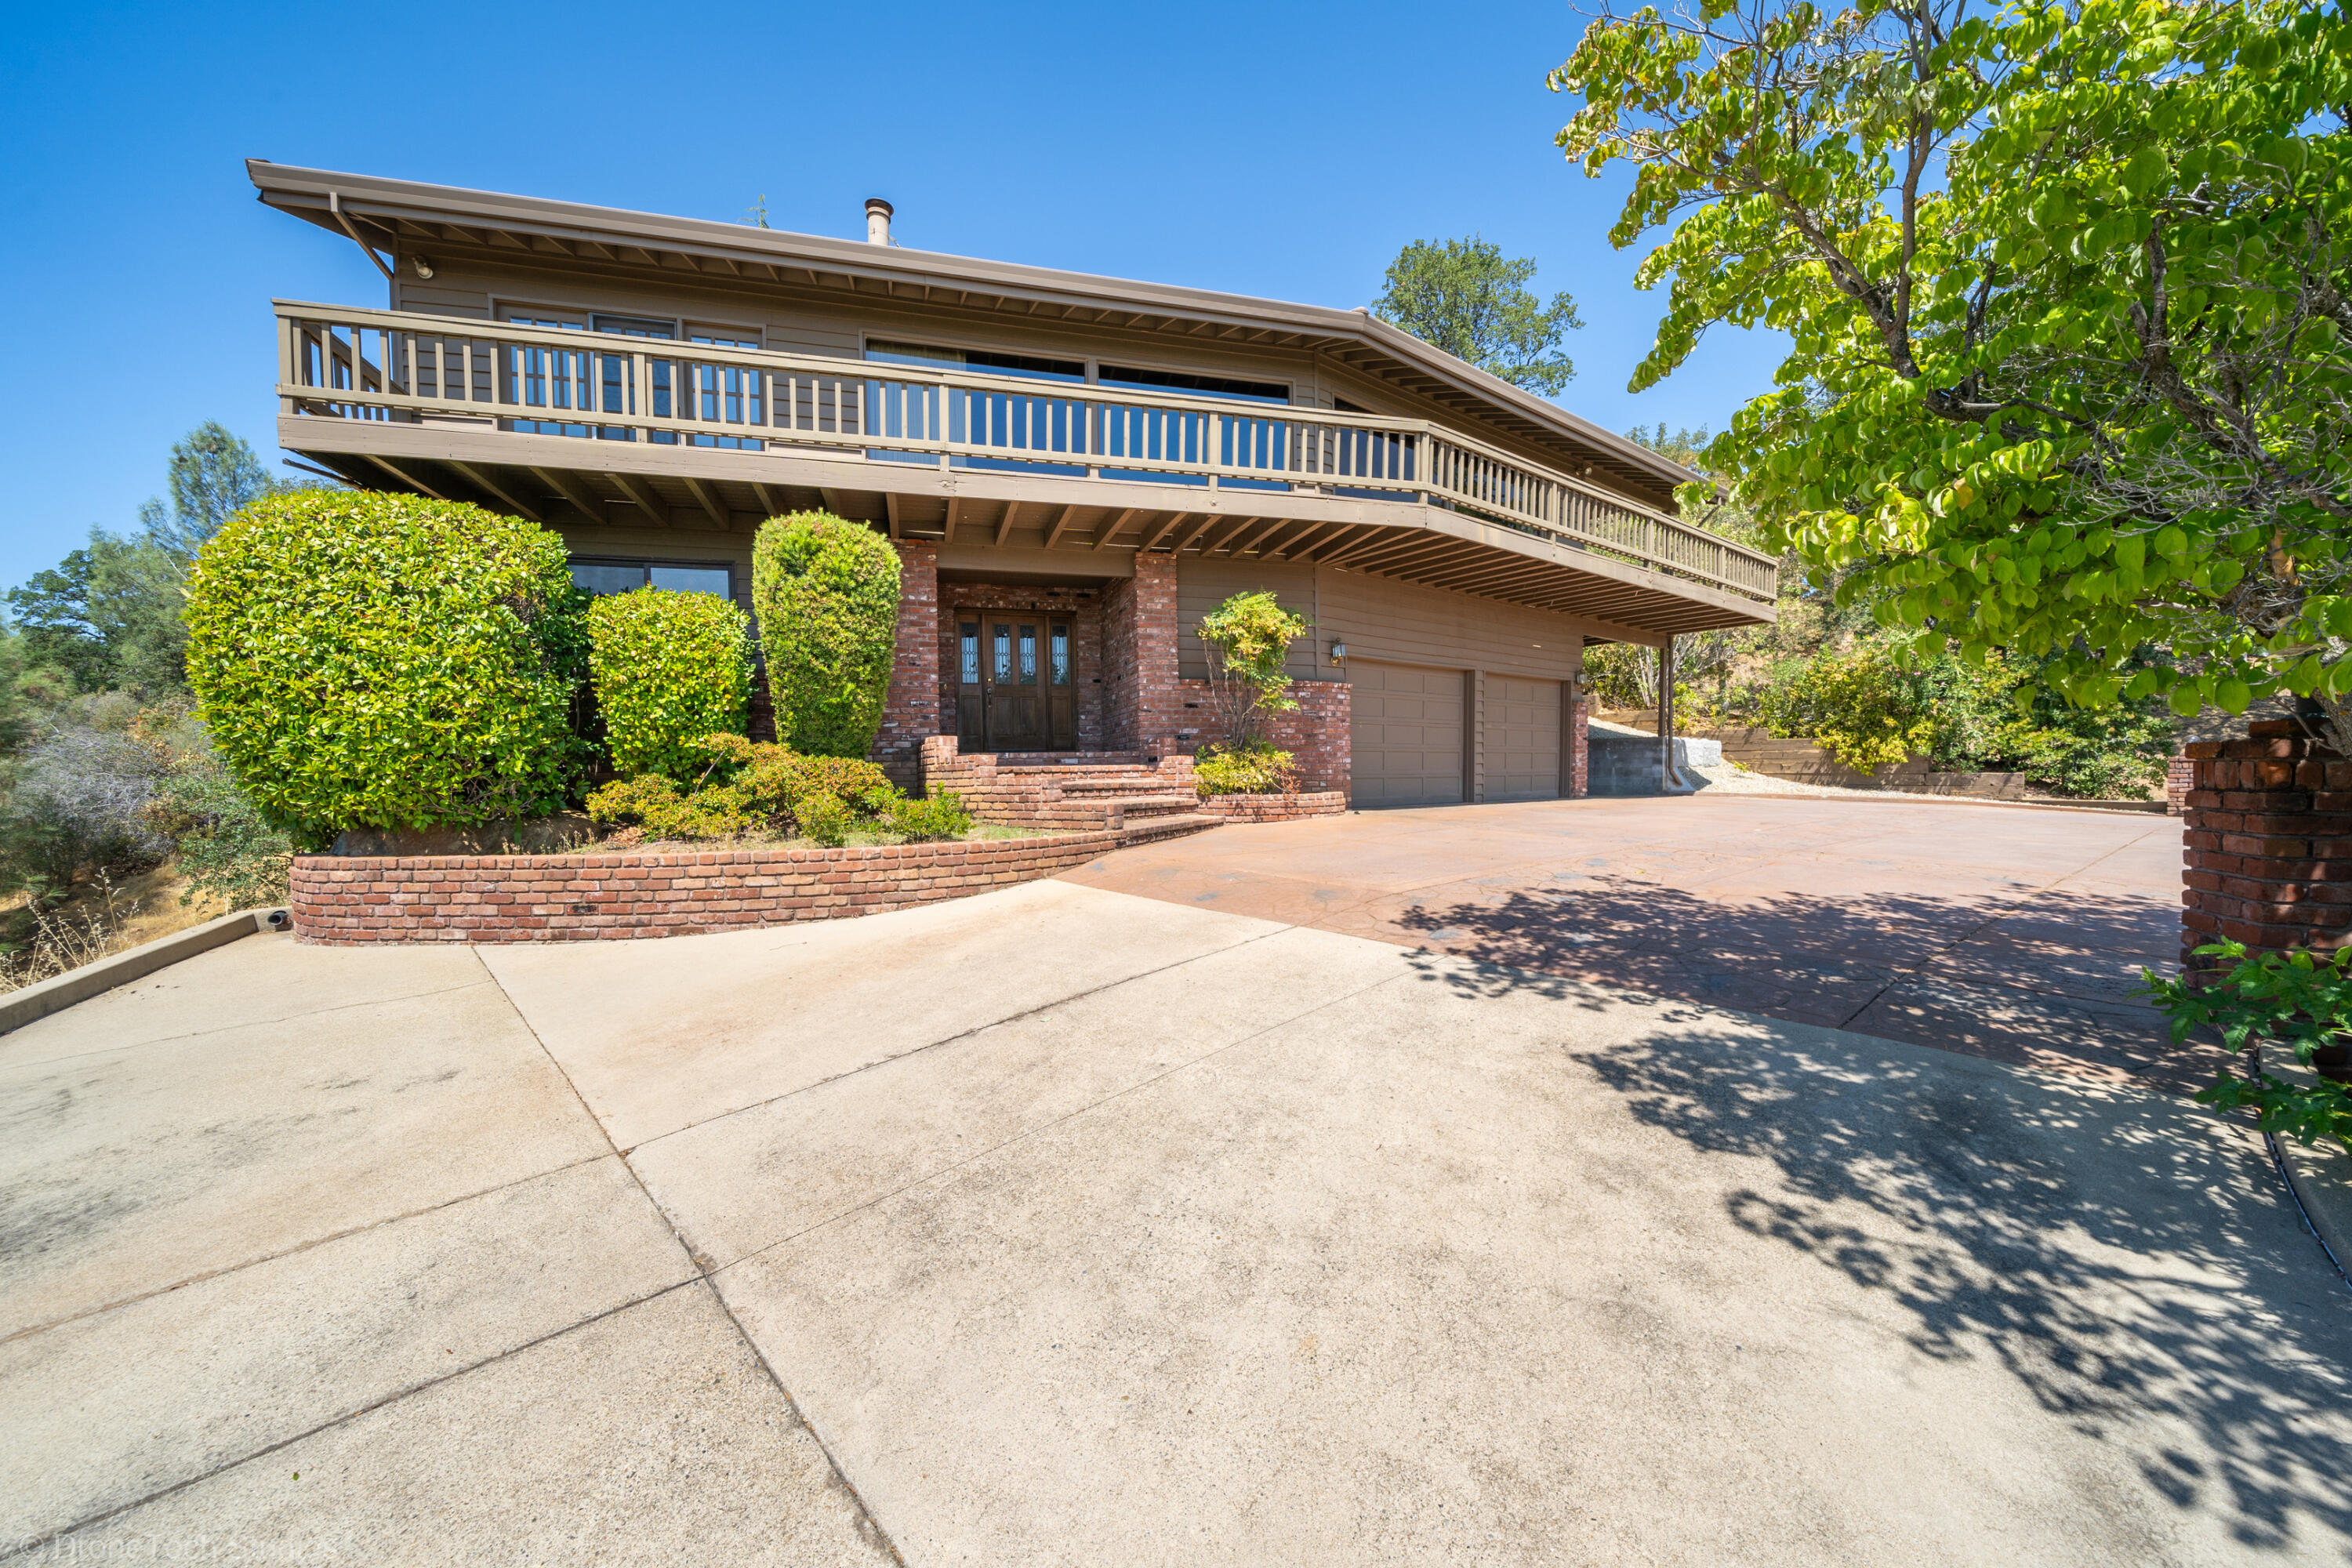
864;198;894;245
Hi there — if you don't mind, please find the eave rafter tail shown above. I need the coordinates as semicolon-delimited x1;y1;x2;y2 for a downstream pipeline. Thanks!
608;471;669;524
532;466;607;521
445;461;542;523
1094;508;1139;550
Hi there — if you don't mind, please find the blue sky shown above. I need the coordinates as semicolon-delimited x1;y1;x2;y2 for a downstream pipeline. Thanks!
0;0;1784;593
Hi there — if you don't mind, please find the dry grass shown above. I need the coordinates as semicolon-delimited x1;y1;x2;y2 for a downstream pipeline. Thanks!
0;864;229;995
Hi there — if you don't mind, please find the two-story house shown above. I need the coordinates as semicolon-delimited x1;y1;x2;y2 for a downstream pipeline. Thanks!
250;162;1773;808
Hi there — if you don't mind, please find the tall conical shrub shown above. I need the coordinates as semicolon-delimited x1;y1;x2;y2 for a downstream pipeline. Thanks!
751;511;900;757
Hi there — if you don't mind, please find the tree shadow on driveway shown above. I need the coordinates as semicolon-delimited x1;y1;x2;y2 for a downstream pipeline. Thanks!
1396;943;2352;1555
1392;877;2221;1091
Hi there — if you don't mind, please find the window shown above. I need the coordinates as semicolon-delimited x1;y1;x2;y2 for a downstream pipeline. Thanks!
1098;364;1290;405
866;339;1087;477
590;314;677;444
568;560;733;598
960;622;982;684
1051;625;1071;685
687;327;764;450
866;339;1086;384
503;311;592;437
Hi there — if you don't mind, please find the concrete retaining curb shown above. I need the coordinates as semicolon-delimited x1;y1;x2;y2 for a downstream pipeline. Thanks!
0;906;289;1035
2259;1051;2352;1286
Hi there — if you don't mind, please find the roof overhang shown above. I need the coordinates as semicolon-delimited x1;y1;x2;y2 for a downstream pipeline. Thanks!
247;160;1700;508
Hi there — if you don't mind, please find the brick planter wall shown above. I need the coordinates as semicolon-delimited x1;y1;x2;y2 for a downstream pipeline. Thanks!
290;830;1120;944
2179;719;2352;970
1198;792;1347;823
1171;679;1352;797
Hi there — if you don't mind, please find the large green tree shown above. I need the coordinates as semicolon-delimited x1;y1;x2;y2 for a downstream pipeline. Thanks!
1550;0;2352;748
1373;237;1585;395
7;423;299;695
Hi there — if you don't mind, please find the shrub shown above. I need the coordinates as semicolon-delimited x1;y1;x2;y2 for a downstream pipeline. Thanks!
586;588;750;780
0;718;172;889
2140;941;2352;1155
751;512;900;757
1194;740;1297;797
185;492;586;845
1196;590;1309;746
889;789;975;841
584;734;906;843
134;706;294;908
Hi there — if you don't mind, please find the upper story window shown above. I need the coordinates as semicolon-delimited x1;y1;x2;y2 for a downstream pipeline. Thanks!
866;339;1086;385
1098;365;1290;405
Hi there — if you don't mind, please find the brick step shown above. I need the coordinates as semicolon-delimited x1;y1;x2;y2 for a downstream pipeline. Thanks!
993;751;1156;766
1112;793;1201;819
1120;811;1223;845
1047;775;1178;796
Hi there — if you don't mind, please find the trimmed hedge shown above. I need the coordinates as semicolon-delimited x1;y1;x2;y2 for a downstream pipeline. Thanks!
185;491;586;844
586;588;750;780
752;511;900;757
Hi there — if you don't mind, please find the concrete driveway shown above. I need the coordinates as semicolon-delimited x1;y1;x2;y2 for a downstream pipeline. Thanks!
1069;793;2202;1089
5;863;2350;1563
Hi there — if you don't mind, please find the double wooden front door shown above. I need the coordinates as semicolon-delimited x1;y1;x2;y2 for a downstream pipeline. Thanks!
956;613;1075;751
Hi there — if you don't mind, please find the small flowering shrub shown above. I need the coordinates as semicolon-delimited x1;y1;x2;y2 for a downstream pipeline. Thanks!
584;733;968;846
1194;740;1297;797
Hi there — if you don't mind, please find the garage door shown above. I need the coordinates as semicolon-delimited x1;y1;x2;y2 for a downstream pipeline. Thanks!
1486;676;1562;801
1350;662;1465;808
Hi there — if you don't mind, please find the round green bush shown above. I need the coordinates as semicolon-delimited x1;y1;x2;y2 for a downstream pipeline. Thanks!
184;491;586;844
586;588;750;781
751;511;901;757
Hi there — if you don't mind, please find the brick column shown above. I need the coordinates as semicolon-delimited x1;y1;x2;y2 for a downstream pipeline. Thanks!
873;541;940;789
1104;553;1179;753
2180;717;2352;963
1569;693;1590;799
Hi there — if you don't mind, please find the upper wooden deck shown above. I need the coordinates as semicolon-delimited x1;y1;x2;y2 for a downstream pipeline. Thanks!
276;301;1777;638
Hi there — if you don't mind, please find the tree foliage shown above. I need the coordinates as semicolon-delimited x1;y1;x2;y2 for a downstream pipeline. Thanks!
1373;237;1585;395
751;512;901;757
1552;0;2352;747
185;492;586;845
586;588;750;780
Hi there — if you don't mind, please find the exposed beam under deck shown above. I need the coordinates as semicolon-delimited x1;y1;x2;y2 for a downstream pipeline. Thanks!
282;416;1769;635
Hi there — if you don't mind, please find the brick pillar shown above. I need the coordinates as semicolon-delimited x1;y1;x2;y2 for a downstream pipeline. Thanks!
873;542;940;789
2165;752;2196;815
1104;553;1179;753
2180;717;2352;966
1569;693;1590;798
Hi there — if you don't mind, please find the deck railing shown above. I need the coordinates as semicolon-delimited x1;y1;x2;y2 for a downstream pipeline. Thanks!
275;301;1777;603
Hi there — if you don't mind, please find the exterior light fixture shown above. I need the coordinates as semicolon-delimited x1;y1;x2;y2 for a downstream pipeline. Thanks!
1328;639;1348;665
412;256;436;279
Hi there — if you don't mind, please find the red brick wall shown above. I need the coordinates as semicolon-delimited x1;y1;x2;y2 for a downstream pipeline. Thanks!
1200;792;1346;822
873;542;940;789
2166;753;2196;815
1172;678;1352;797
1570;694;1589;799
1103;554;1179;752
2179;720;2352;967
935;583;1105;751
290;830;1120;944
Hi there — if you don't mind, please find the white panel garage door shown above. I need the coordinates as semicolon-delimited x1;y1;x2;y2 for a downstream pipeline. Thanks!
1486;676;1562;802
1351;662;1465;808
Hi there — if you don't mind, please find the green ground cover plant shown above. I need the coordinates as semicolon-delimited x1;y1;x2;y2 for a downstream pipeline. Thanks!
752;511;900;757
185;492;586;845
2141;942;2352;1154
586;733;972;848
586;588;750;780
1194;741;1298;797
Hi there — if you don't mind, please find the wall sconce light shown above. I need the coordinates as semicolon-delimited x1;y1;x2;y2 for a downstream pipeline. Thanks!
412;256;436;279
1328;639;1348;666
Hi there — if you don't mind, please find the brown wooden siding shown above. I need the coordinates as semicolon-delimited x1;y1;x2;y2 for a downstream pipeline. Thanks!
1174;559;1320;683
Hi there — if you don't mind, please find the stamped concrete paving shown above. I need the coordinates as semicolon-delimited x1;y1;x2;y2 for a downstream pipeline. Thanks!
5;869;2350;1564
1067;793;2209;1090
